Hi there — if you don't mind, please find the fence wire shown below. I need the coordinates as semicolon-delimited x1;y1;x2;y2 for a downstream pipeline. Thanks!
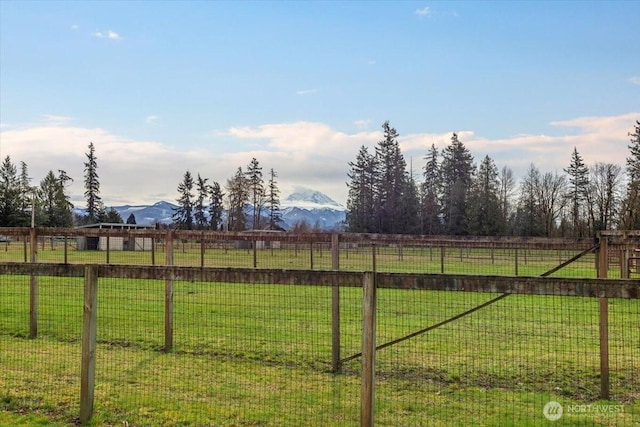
1;230;638;426
0;275;83;422
374;289;639;426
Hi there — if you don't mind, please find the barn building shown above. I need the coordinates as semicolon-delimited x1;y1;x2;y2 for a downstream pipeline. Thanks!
76;223;154;251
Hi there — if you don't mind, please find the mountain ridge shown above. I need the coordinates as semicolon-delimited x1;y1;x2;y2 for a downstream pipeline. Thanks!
77;189;346;230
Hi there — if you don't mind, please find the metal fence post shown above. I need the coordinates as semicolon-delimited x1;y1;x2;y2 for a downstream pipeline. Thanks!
331;233;341;373
165;230;174;352
29;227;38;338
597;235;609;400
361;271;376;427
80;265;98;423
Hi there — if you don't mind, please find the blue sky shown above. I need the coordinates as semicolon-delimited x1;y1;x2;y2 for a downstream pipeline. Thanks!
1;1;638;207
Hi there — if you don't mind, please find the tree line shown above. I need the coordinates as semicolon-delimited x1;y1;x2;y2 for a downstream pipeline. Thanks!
171;158;284;231
2;119;639;237
346;120;640;237
0;142;286;231
0;142;130;228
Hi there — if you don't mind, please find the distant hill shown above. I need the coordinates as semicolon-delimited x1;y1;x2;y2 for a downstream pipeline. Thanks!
76;189;346;230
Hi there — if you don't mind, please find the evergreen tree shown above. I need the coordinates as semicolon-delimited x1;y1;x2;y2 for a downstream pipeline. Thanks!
246;158;265;229
374;121;410;234
563;147;590;237
440;133;475;235
0;156;30;226
103;207;123;223
421;144;441;235
266;168;283;230
126;213;137;224
619;120;640;228
208;181;224;231
346;146;378;233
83;142;103;223
194;174;210;229
397;177;421;235
466;155;502;235
39;170;74;227
173;171;194;229
18;161;33;218
226;167;249;231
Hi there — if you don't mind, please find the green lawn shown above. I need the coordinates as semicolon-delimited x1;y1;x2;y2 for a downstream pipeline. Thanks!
0;245;637;425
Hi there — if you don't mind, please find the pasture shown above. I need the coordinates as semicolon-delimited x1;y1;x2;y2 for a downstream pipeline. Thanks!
1;235;638;425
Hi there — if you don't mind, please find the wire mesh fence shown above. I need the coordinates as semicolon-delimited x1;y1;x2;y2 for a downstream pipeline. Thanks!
1;230;639;426
373;289;639;426
0;229;628;278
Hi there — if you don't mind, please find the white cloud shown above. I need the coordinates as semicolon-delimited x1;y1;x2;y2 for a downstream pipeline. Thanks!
92;30;121;40
296;89;319;96
71;24;79;30
145;115;159;124
1;113;635;207
354;119;371;130
42;114;73;124
629;76;640;86
415;6;431;16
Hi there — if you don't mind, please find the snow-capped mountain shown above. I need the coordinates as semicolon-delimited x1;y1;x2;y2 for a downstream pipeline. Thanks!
281;188;344;210
77;189;346;230
280;188;346;230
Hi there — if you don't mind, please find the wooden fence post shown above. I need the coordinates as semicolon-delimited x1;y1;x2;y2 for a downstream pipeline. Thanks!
29;228;38;338
440;247;445;274
361;271;376;427
252;238;257;268
621;248;629;279
165;231;174;352
200;234;205;268
331;233;341;373
80;265;98;424
310;242;314;270
514;248;519;276
106;235;110;264
597;235;609;400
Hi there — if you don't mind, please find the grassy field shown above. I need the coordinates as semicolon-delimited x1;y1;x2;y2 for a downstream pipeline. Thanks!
1;246;638;426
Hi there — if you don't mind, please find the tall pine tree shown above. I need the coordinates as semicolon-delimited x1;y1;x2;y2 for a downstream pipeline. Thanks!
246;158;265;230
266;168;283;230
208;181;224;231
173;171;194;229
619;120;640;228
440;133;475;235
563;147;590;237
466;155;502;235
83;142;103;223
346;146;378;233
374;121;411;234
421;144;441;235
194;174;210;230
